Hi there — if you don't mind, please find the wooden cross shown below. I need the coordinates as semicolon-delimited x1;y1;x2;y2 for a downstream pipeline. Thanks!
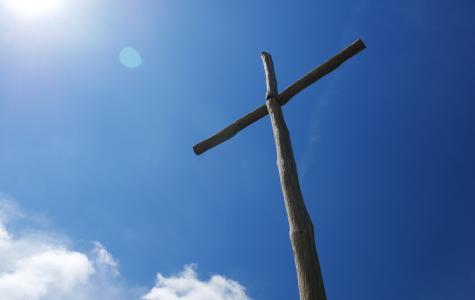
193;39;366;300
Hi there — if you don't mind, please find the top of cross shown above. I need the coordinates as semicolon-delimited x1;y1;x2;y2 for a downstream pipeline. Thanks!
193;39;366;155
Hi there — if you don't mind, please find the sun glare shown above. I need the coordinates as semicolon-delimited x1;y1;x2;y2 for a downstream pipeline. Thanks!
3;0;63;17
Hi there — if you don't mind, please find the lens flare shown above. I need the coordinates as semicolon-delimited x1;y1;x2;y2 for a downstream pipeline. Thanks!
119;47;143;69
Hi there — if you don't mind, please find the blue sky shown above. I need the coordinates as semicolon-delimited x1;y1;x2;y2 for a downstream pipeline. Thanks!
0;0;474;299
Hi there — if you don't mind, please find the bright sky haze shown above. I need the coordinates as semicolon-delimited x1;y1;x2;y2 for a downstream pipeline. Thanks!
0;0;474;299
2;0;63;17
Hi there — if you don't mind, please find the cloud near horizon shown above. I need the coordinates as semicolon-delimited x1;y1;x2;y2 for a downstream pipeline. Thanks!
143;265;250;300
0;199;252;300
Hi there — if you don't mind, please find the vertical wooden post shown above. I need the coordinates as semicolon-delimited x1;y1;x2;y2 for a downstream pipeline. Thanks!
262;52;327;300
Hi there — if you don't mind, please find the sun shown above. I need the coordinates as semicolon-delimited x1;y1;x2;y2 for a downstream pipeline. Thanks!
2;0;63;17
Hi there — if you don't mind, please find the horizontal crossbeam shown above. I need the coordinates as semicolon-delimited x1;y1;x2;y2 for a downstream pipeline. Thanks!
193;39;366;155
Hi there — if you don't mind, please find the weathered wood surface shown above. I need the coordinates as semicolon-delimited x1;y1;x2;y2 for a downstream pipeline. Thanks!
261;52;278;99
263;53;326;300
193;39;366;155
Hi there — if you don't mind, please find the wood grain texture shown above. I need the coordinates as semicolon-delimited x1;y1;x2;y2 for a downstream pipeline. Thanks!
193;39;366;155
263;52;326;300
261;52;278;99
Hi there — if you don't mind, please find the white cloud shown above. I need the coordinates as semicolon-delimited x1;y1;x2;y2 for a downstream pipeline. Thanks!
142;265;251;300
0;198;252;300
0;205;134;300
0;249;92;300
92;241;120;277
